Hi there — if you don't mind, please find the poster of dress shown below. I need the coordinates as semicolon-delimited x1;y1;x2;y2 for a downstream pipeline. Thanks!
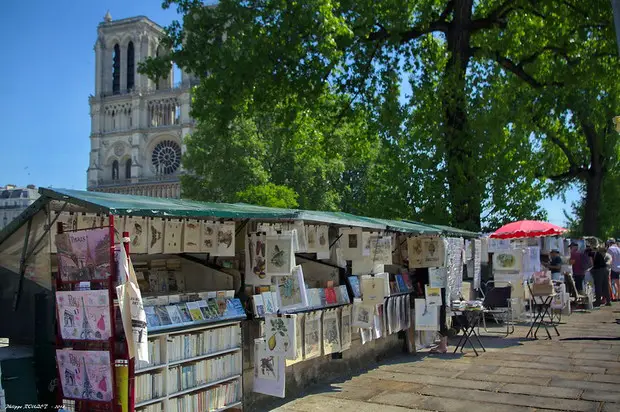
429;267;447;288
163;219;183;254
56;290;111;340
425;285;442;306
265;234;294;276
216;221;236;256
246;233;268;285
340;306;352;351
303;311;322;360
56;349;113;401
147;218;164;254
182;219;201;253
322;309;341;355
352;301;373;328
56;227;111;282
274;265;308;311
360;275;387;304
414;299;439;331
315;225;330;259
473;239;482;290
339;227;363;260
264;314;296;359
369;236;393;265
493;250;522;272
200;221;218;254
253;338;285;398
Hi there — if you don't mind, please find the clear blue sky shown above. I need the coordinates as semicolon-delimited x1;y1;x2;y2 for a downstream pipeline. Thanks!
0;0;579;227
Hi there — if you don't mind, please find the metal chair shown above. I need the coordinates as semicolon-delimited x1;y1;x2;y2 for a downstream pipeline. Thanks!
564;272;590;309
480;280;514;335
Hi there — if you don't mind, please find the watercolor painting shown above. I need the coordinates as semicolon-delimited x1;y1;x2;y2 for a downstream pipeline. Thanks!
493;251;522;272
253;338;285;398
200;221;218;253
56;290;111;340
352;302;373;328
429;267;448;288
261;292;275;314
303;311;322;360
265;234;294;275
182;219;201;253
163;219;183;254
216;221;236;256
56;228;111;282
56;349;113;401
148;218;164;254
275;265;308;311
246;233;268;285
264;314;296;359
322;309;341;355
340;306;352;350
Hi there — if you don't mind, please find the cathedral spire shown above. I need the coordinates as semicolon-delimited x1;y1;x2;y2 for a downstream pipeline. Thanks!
103;11;112;23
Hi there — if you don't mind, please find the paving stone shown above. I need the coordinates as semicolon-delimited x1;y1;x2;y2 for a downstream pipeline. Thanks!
602;402;620;412
581;390;620;403
273;395;425;412
572;353;620;361
366;370;500;391
378;364;461;378
588;374;620;384
497;383;583;399
495;367;588;380
414;385;598;411
369;391;536;412
550;378;620;392
455;372;551;385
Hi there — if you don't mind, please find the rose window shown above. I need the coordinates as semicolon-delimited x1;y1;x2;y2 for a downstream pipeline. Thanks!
152;140;181;175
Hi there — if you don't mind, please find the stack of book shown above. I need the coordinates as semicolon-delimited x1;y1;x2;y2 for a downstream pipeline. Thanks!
167;352;242;394
168;326;240;362
144;296;246;330
135;372;164;402
169;379;241;412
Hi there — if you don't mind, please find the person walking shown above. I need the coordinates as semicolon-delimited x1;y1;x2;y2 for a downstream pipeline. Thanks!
591;245;612;307
607;239;620;301
569;242;589;292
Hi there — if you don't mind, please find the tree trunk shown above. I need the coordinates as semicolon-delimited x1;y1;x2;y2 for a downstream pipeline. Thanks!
442;0;482;232
582;166;603;236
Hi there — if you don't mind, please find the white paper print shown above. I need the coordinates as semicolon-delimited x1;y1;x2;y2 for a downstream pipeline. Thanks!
285;313;305;366
362;232;374;257
340;306;352;351
429;267;448;288
408;237;447;268
163;219;183;254
182;219;201;253
274;265;308;311
360;275;387;304
306;225;318;253
122;216;147;254
216;221;236;256
253;338;285;398
315;225;330;259
360;327;373;344
147;218;164;254
425;285;442;306
264;314;297;359
446;237;465;301
266;234;295;275
488;238;512;253
77;214;106;231
369;236;393;265
322;309;341;355
262;292;275;314
414;298;439;331
304;311;322;360
352;301;373;328
493;250;522;272
292;221;308;253
339;227;363;260
246;233;269;285
473;239;482;290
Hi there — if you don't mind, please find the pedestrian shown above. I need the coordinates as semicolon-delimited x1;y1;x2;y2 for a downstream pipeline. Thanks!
545;249;564;282
590;245;612;307
606;239;619;300
569;242;589;292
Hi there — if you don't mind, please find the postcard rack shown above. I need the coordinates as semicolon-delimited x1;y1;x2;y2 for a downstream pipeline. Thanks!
53;216;129;412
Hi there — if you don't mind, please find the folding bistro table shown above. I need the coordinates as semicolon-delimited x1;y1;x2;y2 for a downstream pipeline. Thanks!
526;283;560;340
452;308;486;356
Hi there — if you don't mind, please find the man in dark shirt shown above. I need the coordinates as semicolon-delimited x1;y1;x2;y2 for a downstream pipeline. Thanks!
546;250;563;281
590;246;612;307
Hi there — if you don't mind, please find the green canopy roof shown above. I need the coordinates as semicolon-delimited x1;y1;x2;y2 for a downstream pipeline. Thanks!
403;220;479;238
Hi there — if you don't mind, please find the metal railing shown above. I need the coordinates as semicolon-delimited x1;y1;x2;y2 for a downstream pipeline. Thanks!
92;174;182;188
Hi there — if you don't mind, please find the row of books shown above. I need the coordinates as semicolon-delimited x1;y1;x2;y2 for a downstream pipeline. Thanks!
252;285;350;317
142;291;235;307
144;298;246;330
168;326;240;362
169;379;241;412
136;339;163;371
347;272;414;299
167;352;242;394
135;372;164;403
136;403;162;412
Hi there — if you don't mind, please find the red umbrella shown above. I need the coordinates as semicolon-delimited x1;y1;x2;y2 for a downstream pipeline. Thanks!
490;220;567;239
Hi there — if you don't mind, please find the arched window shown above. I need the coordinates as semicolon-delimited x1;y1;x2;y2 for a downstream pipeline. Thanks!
112;160;119;180
127;42;135;91
112;44;121;94
125;159;132;179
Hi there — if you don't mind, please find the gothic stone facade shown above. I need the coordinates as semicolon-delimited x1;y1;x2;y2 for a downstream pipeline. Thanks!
87;13;195;199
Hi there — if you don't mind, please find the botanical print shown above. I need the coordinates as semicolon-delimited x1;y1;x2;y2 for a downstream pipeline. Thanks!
147;218;164;254
285;313;305;366
56;290;111;340
182;219;201;253
265;234;294;275
123;216;148;254
163;219;183;254
264;314;296;359
56;227;111;282
352;302;373;328
429;267;448;288
274;265;308;311
306;225;317;253
493;250;522;272
262;291;275;314
56;349;113;401
369;236;393;265
315;225;330;259
340;306;352;351
322;309;341;355
414;299;439;331
338;228;363;260
303;311;322;360
200;221;218;254
246;233;269;285
253;338;285;398
425;285;442;306
216;221;236;256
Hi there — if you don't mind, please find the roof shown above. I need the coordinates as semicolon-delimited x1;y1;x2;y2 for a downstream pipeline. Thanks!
403;221;479;239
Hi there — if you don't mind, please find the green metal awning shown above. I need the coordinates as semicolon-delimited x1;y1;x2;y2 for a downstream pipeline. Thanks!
403;220;479;238
371;218;442;235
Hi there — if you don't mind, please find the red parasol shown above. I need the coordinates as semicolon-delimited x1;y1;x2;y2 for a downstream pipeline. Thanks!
490;220;567;239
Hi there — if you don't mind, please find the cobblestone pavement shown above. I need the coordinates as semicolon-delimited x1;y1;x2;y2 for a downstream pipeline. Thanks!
272;306;620;412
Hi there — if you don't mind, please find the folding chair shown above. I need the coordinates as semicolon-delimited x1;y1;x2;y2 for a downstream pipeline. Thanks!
564;272;590;310
480;281;514;335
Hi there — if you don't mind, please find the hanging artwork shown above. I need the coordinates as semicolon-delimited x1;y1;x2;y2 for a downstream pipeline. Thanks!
473;239;482;290
147;218;164;254
340;306;352;350
493;250;522;272
121;216;147;254
414;299;439;331
338;227;363;260
264;314;296;359
285;313;305;366
373;304;384;339
315;225;330;259
360;327;373;344
407;237;424;268
306;225;318;253
51;213;80;254
56;290;111;340
362;232;374;257
77;214;106;230
274;265;308;312
447;237;465;301
303;311;322;360
252;295;265;317
425;285;442;306
352;301;373;328
262;292;275;314
56;349;113;401
246;233;269;285
369;236;393;265
253;338;286;398
216;221;236;256
182;219;201;253
322;309;341;355
56;227;111;282
162;219;183;254
347;276;362;298
199;221;218;254
292;221;308;253
265;234;295;276
408;237;447;268
360;275;387;304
